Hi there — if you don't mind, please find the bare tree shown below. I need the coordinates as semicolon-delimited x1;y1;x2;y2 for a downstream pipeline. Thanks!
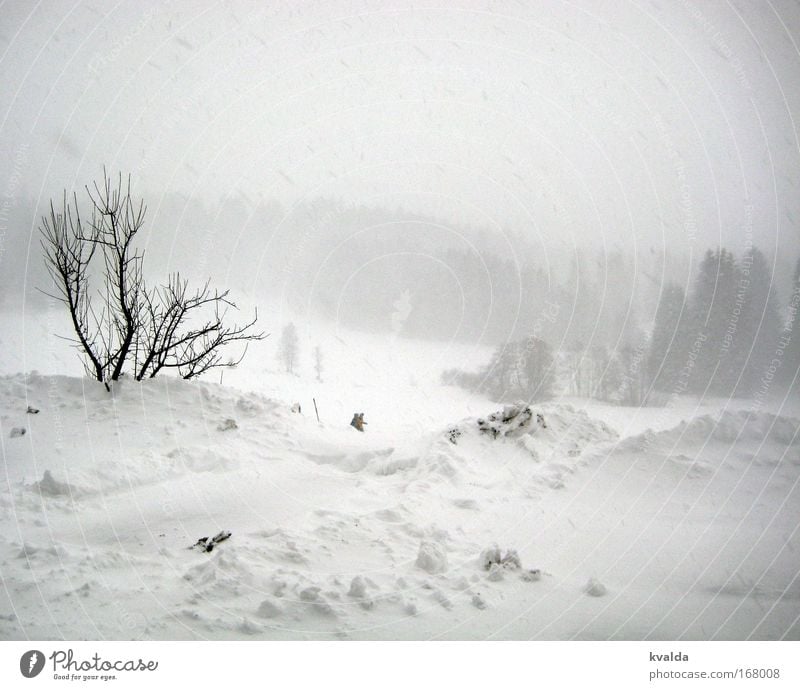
40;170;265;386
84;171;147;382
278;322;299;374
40;191;106;382
137;274;264;380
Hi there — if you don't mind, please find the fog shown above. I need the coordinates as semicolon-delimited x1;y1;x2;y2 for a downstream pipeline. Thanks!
2;0;800;356
4;3;800;648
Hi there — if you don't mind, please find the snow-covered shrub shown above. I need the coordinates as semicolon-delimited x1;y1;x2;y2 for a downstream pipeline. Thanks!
445;404;546;446
443;336;556;402
477;404;544;439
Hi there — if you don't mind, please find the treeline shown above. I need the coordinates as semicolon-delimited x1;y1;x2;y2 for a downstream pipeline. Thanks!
445;246;800;405
645;247;799;401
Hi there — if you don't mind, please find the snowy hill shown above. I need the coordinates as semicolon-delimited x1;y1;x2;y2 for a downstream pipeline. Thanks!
1;361;798;639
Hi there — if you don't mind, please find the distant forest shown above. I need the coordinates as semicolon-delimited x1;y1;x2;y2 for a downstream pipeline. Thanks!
4;194;799;402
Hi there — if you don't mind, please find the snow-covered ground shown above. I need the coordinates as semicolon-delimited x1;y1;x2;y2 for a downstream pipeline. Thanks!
1;308;799;640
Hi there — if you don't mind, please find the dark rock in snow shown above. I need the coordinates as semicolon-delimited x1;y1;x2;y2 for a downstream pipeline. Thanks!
190;530;232;552
217;418;238;432
477;404;544;439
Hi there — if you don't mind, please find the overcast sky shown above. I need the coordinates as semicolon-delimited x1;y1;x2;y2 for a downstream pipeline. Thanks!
2;0;800;261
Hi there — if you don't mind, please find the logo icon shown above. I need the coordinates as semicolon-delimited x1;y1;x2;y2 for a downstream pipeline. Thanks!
20;650;45;678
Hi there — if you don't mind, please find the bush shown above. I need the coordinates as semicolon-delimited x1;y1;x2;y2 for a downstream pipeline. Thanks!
444;336;556;402
40;170;265;386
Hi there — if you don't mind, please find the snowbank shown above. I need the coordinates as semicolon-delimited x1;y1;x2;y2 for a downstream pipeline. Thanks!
1;370;798;640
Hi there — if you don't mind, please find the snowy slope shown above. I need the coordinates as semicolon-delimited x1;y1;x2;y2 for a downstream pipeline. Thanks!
1;305;799;639
1;357;799;640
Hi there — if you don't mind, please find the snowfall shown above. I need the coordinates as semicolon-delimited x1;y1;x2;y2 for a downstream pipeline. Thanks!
1;308;799;641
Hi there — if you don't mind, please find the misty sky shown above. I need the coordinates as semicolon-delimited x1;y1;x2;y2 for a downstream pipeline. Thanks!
2;0;800;264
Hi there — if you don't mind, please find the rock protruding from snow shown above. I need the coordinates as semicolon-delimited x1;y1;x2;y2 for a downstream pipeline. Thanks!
480;546;522;571
480;546;542;583
415;540;448;574
190;530;232;553
34;470;72;497
476;403;545;439
487;564;505;581
480;546;502;569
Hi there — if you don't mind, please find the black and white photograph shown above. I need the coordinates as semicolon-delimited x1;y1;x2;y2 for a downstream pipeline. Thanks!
1;0;799;684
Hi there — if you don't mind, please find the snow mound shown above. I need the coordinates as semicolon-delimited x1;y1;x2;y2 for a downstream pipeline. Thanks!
5;366;795;640
480;546;522;571
476;403;545;439
620;410;800;452
415;540;448;574
256;598;282;619
584;578;607;597
444;403;618;468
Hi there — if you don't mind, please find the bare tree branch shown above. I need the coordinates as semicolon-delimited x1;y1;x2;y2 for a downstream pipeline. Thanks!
40;170;266;388
39;191;105;382
135;273;265;380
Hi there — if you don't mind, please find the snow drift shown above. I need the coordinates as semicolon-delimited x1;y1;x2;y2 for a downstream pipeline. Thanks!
1;372;798;640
